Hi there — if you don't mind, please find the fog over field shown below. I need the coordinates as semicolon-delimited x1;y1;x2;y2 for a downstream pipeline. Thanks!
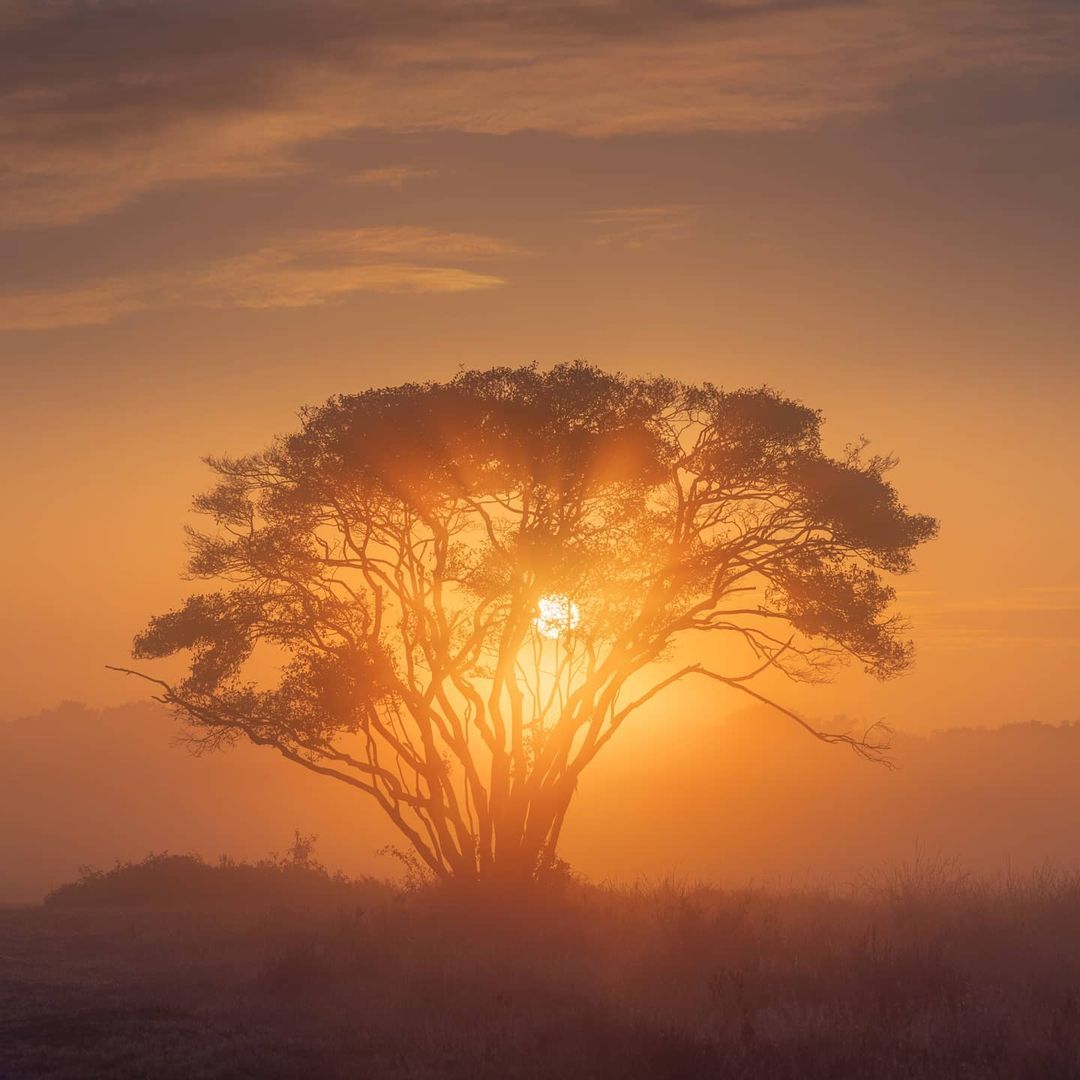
5;700;1078;904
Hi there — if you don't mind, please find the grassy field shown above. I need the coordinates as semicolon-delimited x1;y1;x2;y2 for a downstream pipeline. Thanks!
4;855;1080;1078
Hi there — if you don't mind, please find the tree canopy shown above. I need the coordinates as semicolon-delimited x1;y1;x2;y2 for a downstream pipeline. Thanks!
122;363;938;885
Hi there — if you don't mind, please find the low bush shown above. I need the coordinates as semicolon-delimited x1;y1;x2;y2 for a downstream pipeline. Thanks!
44;832;393;913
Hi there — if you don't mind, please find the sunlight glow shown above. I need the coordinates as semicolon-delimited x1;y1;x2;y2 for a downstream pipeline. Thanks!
534;594;581;640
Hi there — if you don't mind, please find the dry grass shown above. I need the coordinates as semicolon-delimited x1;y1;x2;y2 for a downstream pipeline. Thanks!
4;856;1080;1078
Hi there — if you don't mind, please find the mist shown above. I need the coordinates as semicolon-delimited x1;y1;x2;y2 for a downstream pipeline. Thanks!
5;699;1078;903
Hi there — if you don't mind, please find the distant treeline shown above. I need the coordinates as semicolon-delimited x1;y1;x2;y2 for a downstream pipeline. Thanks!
2;701;1079;901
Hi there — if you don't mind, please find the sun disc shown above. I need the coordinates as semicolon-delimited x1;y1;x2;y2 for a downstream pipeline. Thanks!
534;594;581;640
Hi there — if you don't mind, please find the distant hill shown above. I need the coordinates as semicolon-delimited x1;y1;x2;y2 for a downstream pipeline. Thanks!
3;701;1080;900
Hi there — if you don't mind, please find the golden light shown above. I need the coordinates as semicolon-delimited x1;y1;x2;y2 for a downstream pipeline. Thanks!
533;594;581;640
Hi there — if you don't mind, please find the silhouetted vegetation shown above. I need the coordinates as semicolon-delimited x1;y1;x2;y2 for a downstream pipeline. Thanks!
119;363;936;885
5;857;1080;1078
44;832;391;913
7;703;1080;903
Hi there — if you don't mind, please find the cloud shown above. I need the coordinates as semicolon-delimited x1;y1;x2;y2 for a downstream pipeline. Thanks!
884;68;1080;133
287;227;519;259
1;0;1076;226
0;227;513;330
585;205;696;248
348;165;437;188
907;586;1080;615
0;279;152;332
906;587;1080;650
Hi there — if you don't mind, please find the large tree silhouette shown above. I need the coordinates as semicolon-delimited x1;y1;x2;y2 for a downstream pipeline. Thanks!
119;364;937;885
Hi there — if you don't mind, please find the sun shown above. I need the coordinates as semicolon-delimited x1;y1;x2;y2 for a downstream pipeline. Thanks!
533;594;581;640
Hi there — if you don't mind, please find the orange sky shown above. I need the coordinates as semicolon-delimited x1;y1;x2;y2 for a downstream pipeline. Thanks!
1;0;1078;736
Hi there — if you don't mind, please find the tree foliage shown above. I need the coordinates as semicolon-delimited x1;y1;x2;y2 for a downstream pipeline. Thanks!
123;363;937;884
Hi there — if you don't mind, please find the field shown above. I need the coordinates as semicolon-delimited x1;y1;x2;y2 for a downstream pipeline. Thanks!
4;856;1080;1079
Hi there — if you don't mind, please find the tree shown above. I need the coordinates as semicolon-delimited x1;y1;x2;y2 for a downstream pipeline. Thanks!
116;363;937;886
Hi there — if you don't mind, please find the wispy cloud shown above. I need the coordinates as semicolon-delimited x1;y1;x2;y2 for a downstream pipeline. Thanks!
348;165;437;189
0;280;152;332
0;227;514;330
585;205;695;248
1;1;1075;227
905;587;1080;650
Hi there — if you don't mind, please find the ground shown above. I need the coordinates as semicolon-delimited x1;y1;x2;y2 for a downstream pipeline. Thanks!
3;865;1080;1079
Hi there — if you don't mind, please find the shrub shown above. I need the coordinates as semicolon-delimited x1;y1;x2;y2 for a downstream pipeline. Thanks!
44;832;394;912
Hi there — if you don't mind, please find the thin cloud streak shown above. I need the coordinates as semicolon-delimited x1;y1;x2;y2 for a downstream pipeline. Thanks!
906;587;1080;651
0;280;152;332
0;226;514;330
585;205;696;248
348;165;437;188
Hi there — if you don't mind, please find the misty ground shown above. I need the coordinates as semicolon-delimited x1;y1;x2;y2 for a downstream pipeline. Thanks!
4;855;1080;1079
8;702;1080;903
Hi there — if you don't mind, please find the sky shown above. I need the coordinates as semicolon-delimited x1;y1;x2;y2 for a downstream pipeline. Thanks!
2;0;1078;734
